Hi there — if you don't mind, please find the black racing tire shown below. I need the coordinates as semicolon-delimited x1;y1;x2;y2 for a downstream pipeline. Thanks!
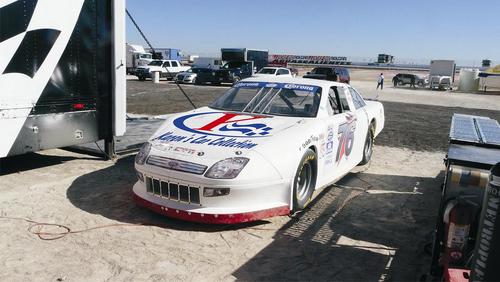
138;76;146;81
232;76;241;84
359;124;374;165
292;149;317;211
193;77;199;85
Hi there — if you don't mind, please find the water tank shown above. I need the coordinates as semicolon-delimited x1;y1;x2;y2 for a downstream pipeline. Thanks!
458;68;480;92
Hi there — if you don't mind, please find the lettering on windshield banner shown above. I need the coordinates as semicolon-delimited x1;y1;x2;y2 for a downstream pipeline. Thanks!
234;82;319;92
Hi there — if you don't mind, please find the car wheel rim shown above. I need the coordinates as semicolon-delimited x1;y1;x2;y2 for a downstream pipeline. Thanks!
296;162;312;200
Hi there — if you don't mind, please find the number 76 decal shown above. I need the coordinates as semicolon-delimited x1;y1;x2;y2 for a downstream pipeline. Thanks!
336;115;357;163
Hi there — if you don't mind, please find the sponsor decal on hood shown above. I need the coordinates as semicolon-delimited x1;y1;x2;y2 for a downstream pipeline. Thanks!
152;111;276;150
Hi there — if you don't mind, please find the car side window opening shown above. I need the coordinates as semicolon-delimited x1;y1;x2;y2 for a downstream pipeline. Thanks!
328;87;340;115
277;69;288;75
349;87;366;109
171;61;179;67
337;87;351;112
162;61;171;67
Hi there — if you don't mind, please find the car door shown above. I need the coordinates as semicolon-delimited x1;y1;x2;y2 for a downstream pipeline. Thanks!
162;61;171;76
170;60;179;73
318;86;357;185
346;86;370;165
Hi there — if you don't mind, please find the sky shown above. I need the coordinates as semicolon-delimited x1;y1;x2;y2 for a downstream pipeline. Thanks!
126;0;500;66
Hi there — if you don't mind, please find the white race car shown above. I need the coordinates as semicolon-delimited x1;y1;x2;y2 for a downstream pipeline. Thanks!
254;67;294;78
133;76;385;224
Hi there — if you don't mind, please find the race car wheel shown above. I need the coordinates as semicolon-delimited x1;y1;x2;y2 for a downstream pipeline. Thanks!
232;76;241;84
359;125;374;165
138;75;145;81
293;149;317;211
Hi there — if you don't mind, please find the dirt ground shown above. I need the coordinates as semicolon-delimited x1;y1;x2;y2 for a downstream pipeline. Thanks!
1;73;499;281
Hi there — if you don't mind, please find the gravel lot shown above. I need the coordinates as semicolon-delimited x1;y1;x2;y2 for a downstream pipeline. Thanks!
1;72;499;281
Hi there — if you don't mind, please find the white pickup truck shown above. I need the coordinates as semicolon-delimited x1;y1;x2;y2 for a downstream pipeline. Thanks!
135;60;190;81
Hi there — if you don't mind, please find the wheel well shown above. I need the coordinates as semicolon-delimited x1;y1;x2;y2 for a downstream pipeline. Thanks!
370;119;376;132
308;145;317;155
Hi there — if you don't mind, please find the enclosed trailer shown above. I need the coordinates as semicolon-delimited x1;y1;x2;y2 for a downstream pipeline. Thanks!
0;0;126;158
221;48;269;72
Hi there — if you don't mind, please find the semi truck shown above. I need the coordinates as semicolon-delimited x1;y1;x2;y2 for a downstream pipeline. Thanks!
215;48;269;84
126;43;153;74
0;0;126;158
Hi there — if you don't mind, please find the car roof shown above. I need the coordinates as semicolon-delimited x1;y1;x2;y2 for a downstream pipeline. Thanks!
242;76;346;88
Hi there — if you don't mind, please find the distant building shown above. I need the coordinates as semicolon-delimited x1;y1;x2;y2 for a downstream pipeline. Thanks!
377;54;394;64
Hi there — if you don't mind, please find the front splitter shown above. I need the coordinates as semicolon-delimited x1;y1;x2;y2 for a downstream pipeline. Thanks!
133;192;290;224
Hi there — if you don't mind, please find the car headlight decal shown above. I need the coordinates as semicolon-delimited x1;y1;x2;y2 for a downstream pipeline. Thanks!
135;142;151;165
204;157;249;179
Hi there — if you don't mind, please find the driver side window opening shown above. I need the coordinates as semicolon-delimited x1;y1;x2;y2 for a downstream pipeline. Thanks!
328;86;350;114
337;87;351;112
162;61;171;67
328;87;340;115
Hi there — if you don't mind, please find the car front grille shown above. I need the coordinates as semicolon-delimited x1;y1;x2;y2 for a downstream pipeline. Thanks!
145;176;201;204
146;155;207;175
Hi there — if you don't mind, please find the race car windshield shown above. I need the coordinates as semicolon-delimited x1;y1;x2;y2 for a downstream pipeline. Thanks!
210;82;322;118
258;68;277;74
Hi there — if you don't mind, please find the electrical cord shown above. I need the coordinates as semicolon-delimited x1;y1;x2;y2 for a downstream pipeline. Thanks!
0;215;155;240
0;215;278;241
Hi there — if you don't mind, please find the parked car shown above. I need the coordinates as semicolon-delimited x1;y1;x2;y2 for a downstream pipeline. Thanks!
135;60;190;81
253;67;293;78
174;68;217;84
303;67;350;83
392;73;428;87
133;76;385;224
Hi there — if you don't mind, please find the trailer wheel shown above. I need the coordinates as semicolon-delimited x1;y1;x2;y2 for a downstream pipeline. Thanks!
359;124;374;165
293;149;317;211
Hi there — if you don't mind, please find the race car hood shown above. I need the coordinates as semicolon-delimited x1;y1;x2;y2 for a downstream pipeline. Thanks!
149;107;304;160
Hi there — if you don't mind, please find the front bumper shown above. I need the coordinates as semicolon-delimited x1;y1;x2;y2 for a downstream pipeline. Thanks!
132;174;291;224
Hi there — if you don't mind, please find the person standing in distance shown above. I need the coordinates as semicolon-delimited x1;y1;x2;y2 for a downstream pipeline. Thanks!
376;73;384;90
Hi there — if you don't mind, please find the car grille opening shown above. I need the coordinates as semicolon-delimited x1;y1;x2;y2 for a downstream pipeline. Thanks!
146;155;207;175
145;177;201;205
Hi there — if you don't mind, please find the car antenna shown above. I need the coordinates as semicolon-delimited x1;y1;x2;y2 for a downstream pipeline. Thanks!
126;8;197;109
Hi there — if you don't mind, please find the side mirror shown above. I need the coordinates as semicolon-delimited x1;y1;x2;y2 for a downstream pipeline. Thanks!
306;72;310;74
